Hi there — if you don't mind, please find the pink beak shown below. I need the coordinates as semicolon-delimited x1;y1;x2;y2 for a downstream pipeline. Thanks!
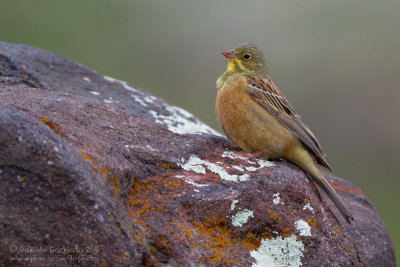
221;50;236;59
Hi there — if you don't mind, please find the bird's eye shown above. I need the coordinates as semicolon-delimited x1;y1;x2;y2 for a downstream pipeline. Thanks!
243;53;251;60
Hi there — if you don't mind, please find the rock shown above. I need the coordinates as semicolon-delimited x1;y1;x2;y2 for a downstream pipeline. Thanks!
0;41;396;266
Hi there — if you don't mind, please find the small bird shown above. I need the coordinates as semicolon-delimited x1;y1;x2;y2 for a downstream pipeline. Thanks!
215;44;353;223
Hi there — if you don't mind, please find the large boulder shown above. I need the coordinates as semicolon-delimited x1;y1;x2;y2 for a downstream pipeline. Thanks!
0;41;396;266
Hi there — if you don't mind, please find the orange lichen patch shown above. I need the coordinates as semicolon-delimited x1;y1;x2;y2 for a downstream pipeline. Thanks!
164;181;182;186
79;151;93;162
132;218;145;225
269;209;277;219
133;231;145;245
334;226;341;238
261;231;272;240
128;198;144;206
194;218;236;263
210;251;225;264
278;217;282;222
100;166;108;177
40;118;64;138
307;218;317;227
193;216;263;265
109;175;120;196
127;190;164;220
150;207;165;215
79;150;123;198
160;235;172;247
345;246;350;253
40;118;58;131
137;205;150;218
185;229;193;240
282;228;292;238
156;163;174;169
242;232;261;250
129;178;152;195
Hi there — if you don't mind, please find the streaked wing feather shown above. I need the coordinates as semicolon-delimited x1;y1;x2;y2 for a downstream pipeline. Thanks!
246;75;332;171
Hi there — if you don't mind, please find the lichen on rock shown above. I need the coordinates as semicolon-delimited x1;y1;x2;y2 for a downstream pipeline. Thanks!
0;41;396;266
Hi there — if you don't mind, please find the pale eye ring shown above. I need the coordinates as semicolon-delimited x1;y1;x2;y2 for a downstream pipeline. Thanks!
243;53;251;60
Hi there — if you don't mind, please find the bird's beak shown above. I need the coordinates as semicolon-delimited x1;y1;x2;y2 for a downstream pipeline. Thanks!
221;50;236;59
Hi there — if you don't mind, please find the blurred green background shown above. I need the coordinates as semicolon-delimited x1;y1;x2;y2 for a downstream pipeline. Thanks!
1;0;399;262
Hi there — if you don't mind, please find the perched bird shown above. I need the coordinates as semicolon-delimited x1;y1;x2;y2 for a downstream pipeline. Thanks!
215;44;353;223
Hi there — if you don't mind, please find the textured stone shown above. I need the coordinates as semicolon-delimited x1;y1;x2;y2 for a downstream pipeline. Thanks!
0;41;396;266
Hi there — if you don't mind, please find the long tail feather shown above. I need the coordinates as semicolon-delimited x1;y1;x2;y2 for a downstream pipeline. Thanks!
311;170;354;224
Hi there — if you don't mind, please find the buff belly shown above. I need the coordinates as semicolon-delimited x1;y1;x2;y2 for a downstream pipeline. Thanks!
216;82;301;159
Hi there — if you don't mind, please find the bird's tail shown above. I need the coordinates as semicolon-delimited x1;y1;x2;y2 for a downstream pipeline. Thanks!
311;169;354;224
288;148;354;224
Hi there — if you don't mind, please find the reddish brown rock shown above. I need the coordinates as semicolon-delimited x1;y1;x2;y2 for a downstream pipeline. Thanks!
0;41;396;266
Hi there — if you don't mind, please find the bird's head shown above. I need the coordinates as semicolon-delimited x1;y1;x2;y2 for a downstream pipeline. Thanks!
221;44;269;75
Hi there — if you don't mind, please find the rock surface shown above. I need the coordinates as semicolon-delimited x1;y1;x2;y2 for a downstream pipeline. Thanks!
0;41;396;266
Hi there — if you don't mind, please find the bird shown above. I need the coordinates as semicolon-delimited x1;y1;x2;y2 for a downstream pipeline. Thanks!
215;43;353;223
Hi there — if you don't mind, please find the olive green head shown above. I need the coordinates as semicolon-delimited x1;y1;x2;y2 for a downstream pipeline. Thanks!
221;44;269;75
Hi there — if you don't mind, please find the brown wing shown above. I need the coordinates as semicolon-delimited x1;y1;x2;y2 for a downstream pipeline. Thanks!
245;75;332;171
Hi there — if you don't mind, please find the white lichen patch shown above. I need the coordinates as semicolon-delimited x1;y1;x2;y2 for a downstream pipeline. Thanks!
185;180;209;188
303;203;314;213
83;77;91;83
179;155;250;182
150;106;221;135
254;159;274;169
104;75;137;93
295;220;311;237
273;193;281;205
245;159;274;172
222;151;252;162
250;235;305;267
232;165;244;171
179;155;207;174
231;200;239;211
104;97;116;104
104;75;221;135
231;209;254;227
144;95;156;104
90;91;100;95
130;94;157;107
131;94;147;106
222;151;274;173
